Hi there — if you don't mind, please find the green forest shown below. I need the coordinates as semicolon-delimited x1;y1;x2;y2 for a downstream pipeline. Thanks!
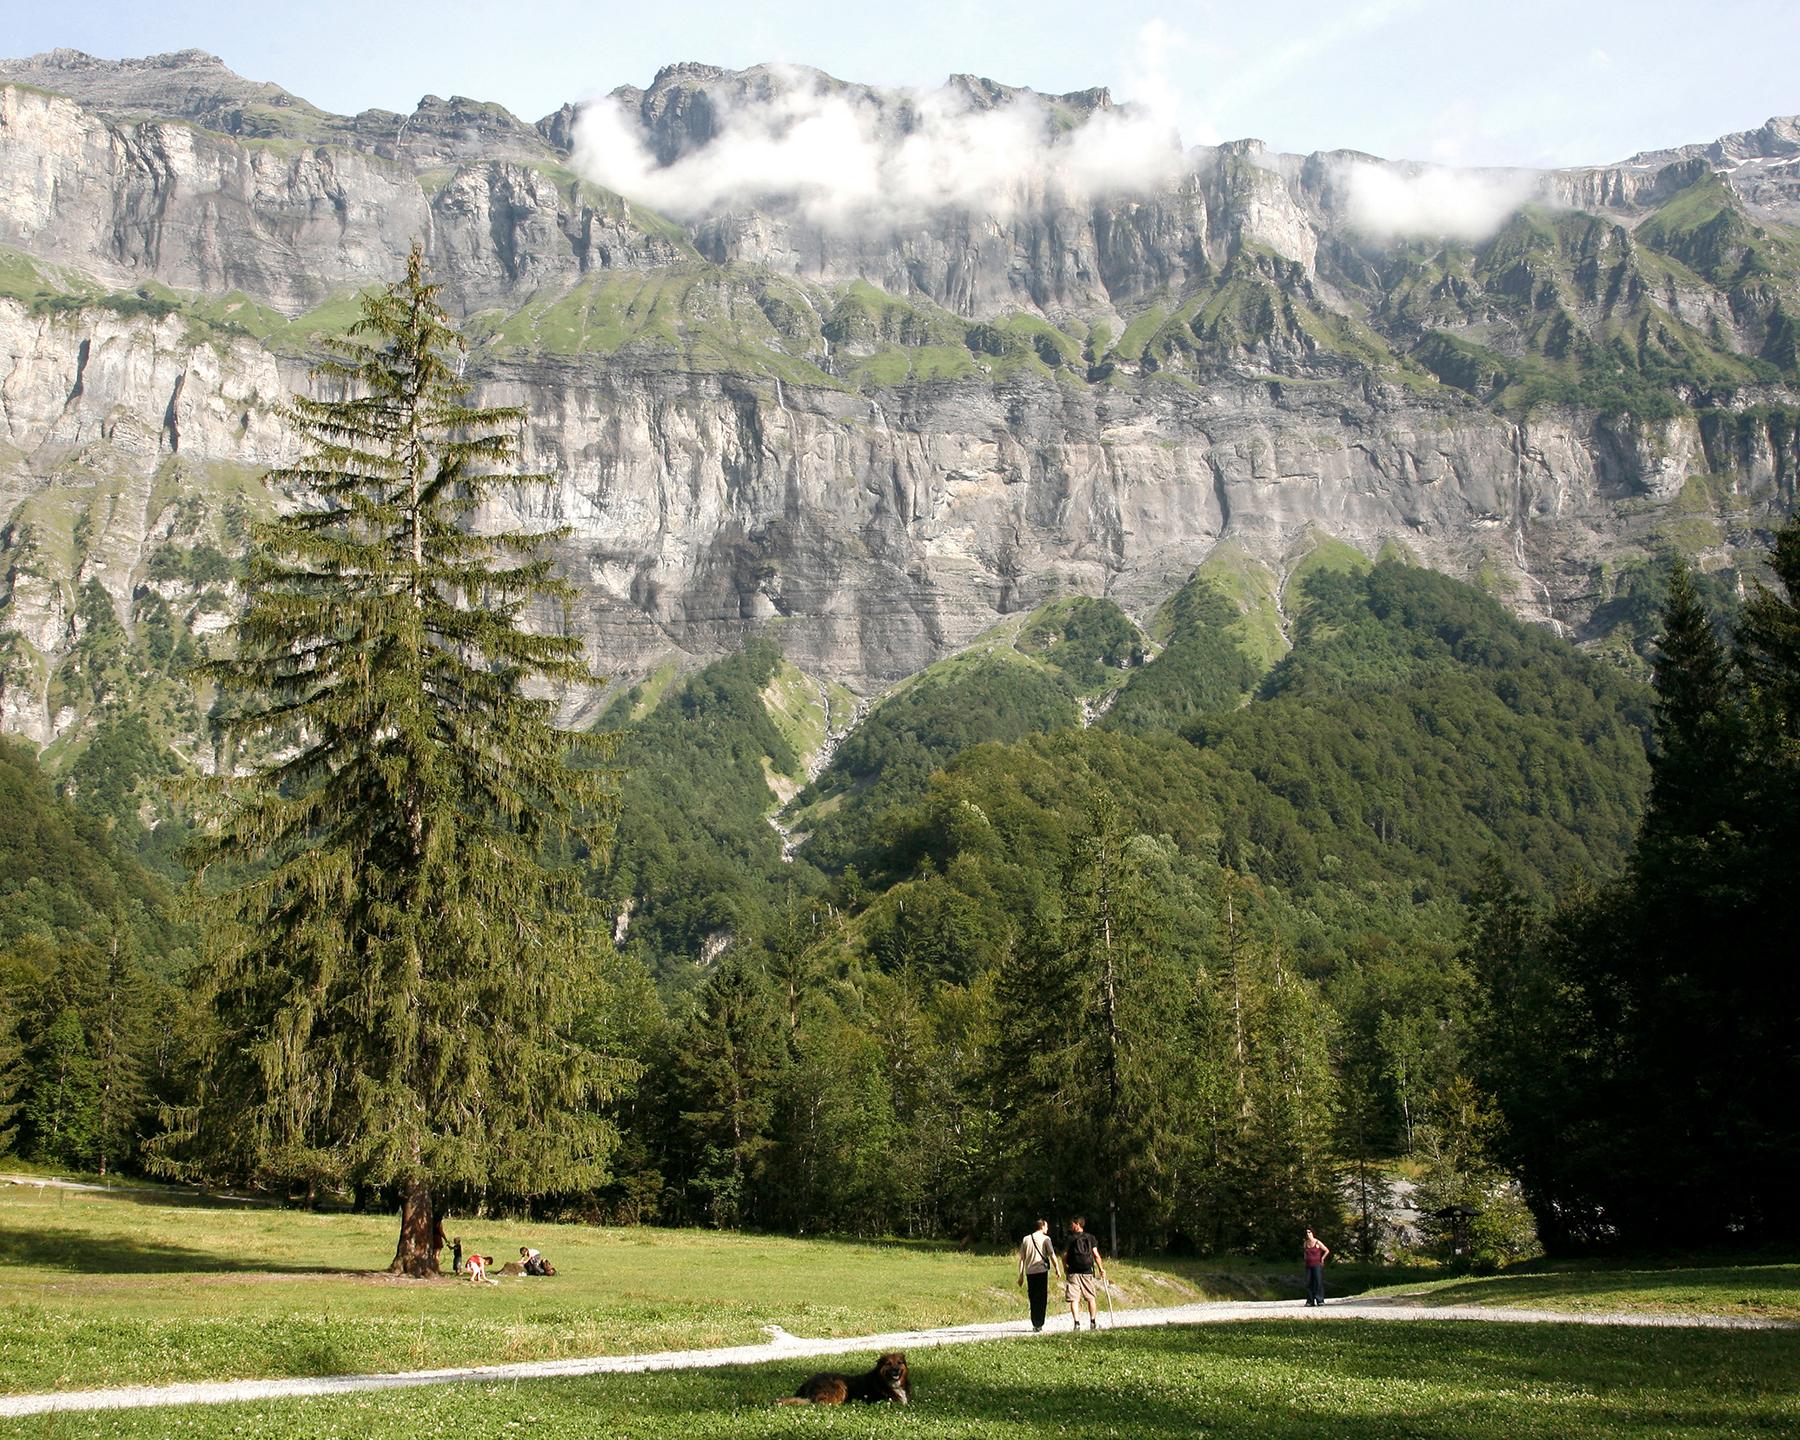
10;531;1793;1261
2;252;1795;1272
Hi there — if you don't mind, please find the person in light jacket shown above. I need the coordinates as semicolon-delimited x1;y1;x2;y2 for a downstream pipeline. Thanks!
1016;1218;1061;1331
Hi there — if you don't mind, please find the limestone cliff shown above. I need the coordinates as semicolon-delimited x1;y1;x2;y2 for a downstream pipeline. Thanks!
0;51;1796;755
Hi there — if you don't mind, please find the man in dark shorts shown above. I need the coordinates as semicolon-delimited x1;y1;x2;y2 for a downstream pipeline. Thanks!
1062;1216;1107;1330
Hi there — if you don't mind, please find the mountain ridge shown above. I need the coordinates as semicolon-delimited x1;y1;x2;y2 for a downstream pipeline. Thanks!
7;48;1796;209
0;51;1795;765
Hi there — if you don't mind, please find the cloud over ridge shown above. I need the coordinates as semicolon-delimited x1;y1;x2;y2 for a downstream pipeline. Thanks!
1337;160;1541;241
570;68;1187;232
569;55;1553;247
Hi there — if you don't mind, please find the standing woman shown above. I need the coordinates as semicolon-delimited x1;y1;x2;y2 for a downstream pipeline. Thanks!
1016;1219;1061;1332
1302;1228;1331;1307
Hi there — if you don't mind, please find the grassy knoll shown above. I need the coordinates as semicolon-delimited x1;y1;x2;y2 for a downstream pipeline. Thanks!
19;1322;1800;1439
0;1186;1216;1394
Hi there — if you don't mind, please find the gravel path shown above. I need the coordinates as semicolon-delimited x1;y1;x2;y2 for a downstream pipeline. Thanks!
1;1296;1791;1419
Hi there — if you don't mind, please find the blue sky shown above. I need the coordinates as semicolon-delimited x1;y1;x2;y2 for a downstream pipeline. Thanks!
8;0;1796;168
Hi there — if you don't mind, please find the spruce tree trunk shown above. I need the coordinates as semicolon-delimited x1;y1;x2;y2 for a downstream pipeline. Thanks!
390;1179;440;1276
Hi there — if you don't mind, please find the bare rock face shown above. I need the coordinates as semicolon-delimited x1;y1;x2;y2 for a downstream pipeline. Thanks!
466;358;1786;699
1607;116;1800;225
0;48;322;137
0;81;428;307
0;53;1797;752
0;65;682;314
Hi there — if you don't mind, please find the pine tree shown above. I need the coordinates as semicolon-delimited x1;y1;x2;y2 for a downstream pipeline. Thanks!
1473;533;1800;1248
24;1008;99;1166
163;245;625;1274
1736;517;1800;740
90;916;153;1180
990;802;1201;1251
1229;942;1340;1253
1720;515;1800;1233
0;1001;20;1156
1411;1075;1539;1270
671;954;787;1227
1640;559;1743;854
1617;542;1800;1242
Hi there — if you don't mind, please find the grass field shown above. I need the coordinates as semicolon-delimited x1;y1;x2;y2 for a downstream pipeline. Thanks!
14;1322;1800;1439
2;1179;1797;1440
0;1182;1226;1394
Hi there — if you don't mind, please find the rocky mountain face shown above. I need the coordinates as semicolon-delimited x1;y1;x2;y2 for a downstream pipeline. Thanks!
0;50;1796;755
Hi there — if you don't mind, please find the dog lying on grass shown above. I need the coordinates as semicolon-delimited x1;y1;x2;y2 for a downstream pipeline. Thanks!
777;1351;911;1405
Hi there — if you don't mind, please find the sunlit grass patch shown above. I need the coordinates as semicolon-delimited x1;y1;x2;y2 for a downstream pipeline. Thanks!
22;1321;1800;1440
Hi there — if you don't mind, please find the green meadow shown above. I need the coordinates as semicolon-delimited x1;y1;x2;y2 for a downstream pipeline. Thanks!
1;1182;1795;1438
0;1182;1221;1393
15;1324;1800;1440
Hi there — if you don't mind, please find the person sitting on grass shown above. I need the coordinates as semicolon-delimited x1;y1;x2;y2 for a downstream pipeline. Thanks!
520;1245;553;1276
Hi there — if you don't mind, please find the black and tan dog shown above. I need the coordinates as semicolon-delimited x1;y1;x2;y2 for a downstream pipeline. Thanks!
777;1351;911;1405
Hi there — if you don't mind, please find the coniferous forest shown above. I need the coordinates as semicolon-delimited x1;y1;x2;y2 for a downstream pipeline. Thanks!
2;255;1796;1270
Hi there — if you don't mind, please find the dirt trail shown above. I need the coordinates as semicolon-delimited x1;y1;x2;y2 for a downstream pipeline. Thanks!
1;1296;1790;1419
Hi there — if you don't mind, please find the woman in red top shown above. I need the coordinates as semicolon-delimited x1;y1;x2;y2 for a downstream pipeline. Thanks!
1302;1228;1331;1307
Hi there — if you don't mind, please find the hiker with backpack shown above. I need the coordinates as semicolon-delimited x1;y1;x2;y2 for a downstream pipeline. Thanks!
1062;1216;1108;1331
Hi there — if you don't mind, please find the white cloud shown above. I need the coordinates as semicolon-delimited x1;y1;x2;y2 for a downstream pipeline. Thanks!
570;62;1185;233
1339;160;1539;240
569;17;1545;247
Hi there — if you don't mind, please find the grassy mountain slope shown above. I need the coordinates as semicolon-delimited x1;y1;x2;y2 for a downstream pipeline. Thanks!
596;560;1652;986
1190;563;1653;892
1101;575;1263;733
831;561;1650;908
11;154;1796;409
789;597;1146;873
598;640;831;970
0;737;187;977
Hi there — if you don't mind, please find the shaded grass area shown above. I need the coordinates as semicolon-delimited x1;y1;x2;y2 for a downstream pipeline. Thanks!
17;1322;1800;1439
0;1188;1217;1394
1382;1258;1800;1320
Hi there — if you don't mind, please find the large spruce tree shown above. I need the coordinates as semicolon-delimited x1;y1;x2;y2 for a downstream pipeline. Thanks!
168;245;624;1273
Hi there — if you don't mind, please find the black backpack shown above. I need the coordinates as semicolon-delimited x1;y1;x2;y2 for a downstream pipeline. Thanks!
1065;1231;1096;1273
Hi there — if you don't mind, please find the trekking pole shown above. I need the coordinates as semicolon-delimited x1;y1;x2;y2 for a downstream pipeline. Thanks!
1104;1273;1116;1329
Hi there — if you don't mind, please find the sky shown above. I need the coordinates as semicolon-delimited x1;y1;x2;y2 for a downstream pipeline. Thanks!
5;0;1796;169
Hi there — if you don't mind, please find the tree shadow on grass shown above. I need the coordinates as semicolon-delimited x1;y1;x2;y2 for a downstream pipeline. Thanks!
855;1325;1794;1437
580;1324;1800;1440
1418;1262;1800;1311
1;1177;279;1210
0;1220;349;1276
